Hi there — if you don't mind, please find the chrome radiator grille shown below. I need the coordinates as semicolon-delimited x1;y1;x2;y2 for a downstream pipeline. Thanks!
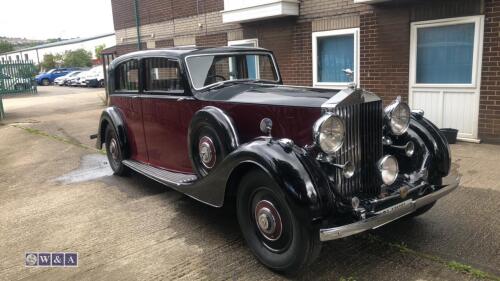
333;100;383;199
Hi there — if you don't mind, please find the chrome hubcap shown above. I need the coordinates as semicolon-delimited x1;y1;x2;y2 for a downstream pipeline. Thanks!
109;138;119;161
198;136;216;169
254;200;282;241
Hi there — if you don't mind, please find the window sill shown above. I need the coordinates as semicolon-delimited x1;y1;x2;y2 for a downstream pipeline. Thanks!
222;0;299;23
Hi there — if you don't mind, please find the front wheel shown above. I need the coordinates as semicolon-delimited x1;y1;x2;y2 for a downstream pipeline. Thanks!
41;79;49;86
236;170;321;274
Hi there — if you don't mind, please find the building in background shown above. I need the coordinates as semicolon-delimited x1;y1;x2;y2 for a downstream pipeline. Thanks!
109;0;500;143
0;33;116;65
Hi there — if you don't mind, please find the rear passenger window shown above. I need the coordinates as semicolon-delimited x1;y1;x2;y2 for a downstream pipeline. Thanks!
115;60;139;91
144;58;184;93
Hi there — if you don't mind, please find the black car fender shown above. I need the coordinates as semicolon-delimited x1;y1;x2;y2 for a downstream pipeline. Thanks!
187;106;240;176
96;107;128;154
387;114;451;183
184;138;333;223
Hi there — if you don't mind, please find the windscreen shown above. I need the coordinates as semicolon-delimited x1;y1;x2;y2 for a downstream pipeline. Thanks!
186;53;279;89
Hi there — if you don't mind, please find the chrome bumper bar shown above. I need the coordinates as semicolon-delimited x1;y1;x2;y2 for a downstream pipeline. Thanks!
319;174;460;242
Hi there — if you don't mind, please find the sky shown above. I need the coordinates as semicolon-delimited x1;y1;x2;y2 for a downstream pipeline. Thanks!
0;0;115;40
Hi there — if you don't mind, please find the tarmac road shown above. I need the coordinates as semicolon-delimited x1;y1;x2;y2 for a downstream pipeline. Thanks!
0;86;499;280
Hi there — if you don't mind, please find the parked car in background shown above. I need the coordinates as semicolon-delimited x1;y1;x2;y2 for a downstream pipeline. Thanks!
35;68;76;86
96;47;459;274
0;73;33;91
68;71;88;87
85;65;104;87
54;71;82;86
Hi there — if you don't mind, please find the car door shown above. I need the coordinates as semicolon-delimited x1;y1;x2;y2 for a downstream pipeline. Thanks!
52;69;66;80
110;59;148;162
141;57;197;173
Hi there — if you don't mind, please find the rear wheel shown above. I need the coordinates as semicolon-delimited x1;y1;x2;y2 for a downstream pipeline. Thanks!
236;170;321;274
41;79;49;86
99;79;105;87
105;126;129;176
189;120;230;177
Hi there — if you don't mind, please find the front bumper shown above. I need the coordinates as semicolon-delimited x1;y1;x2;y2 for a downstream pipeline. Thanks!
319;173;460;241
86;79;98;87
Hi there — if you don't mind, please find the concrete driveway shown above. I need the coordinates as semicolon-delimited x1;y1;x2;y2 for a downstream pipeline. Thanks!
0;86;499;281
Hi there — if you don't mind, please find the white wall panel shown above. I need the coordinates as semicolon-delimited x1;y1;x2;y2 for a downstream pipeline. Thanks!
411;90;442;127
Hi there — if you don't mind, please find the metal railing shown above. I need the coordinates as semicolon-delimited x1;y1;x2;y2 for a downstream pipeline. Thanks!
0;60;38;119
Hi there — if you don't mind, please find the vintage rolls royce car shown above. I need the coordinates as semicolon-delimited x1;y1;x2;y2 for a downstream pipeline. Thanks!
95;46;459;273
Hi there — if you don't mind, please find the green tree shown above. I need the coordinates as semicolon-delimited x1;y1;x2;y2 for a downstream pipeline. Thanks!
46;38;62;43
40;53;61;70
0;40;14;54
94;44;106;59
62;49;92;67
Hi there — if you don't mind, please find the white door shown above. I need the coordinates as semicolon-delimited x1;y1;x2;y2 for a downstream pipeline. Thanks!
409;16;484;142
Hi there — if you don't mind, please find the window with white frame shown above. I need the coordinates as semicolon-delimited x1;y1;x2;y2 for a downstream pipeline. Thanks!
228;39;259;79
411;16;482;86
312;28;359;88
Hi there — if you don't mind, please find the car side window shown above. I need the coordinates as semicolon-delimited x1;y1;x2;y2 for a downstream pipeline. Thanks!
115;60;139;91
144;58;184;94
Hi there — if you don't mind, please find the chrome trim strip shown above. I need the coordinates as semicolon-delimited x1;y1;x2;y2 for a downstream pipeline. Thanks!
319;173;460;241
209;106;240;147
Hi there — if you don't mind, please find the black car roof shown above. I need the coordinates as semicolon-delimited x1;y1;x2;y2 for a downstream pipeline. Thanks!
110;46;271;67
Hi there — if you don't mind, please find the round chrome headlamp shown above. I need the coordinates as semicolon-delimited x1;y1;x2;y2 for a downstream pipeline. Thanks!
378;155;399;185
385;98;411;135
313;114;345;154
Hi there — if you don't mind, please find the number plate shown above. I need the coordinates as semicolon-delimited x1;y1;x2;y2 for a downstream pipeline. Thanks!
376;200;413;216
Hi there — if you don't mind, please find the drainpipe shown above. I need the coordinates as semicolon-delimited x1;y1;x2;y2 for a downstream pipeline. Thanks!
134;0;142;50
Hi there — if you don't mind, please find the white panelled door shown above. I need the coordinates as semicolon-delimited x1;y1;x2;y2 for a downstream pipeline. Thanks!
409;16;484;142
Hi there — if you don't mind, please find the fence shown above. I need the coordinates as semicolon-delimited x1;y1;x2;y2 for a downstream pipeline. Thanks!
0;60;38;120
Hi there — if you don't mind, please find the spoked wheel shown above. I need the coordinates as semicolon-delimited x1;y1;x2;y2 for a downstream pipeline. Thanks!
105;126;129;176
236;170;321;274
42;79;49;86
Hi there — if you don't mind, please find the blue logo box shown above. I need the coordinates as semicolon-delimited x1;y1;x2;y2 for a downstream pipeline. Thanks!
25;252;78;267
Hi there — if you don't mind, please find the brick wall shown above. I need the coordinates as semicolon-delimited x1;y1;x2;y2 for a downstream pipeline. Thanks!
480;0;500;142
111;0;224;30
288;22;313;86
155;38;174;48
111;0;136;32
195;32;228;47
359;6;410;104
115;42;146;56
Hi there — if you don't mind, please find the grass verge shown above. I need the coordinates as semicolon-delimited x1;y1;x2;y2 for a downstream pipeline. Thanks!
12;124;106;155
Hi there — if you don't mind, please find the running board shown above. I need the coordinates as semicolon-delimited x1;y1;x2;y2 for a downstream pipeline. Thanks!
122;160;198;187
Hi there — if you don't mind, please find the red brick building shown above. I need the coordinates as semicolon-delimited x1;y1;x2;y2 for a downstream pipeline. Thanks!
110;0;500;143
